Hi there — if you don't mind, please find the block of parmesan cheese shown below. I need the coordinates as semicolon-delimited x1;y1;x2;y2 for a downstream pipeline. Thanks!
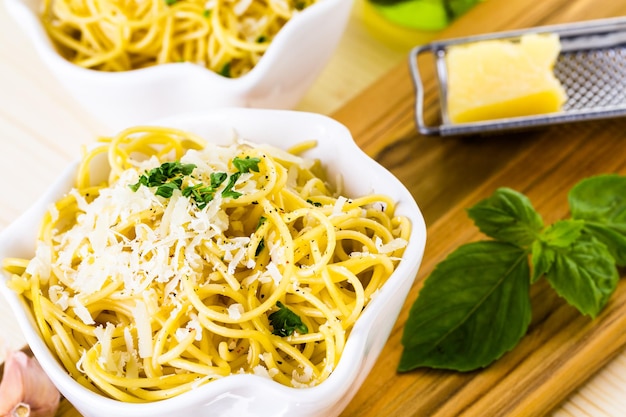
445;33;567;124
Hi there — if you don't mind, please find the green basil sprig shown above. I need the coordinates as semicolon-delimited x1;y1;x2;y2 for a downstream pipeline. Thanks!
399;174;626;373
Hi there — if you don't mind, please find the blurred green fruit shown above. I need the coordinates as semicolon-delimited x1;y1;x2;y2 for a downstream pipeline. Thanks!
369;0;483;31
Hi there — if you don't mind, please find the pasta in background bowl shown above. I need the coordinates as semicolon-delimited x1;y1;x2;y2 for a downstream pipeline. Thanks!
0;109;426;417
4;0;352;130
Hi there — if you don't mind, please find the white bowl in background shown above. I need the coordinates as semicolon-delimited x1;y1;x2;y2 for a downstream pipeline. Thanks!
0;108;426;417
4;0;353;130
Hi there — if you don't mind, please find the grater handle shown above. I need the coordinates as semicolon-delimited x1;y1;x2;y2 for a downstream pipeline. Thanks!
409;45;441;136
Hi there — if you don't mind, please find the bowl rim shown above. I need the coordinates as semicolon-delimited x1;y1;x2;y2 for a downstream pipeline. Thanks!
0;108;426;414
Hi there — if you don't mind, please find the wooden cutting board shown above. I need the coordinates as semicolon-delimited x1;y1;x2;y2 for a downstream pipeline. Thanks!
333;0;626;415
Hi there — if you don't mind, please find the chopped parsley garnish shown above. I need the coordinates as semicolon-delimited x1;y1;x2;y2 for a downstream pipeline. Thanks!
232;156;261;173
210;171;228;188
129;161;196;195
219;62;232;78
255;217;267;256
130;155;262;206
221;172;242;199
181;184;214;209
154;181;181;198
269;301;308;337
255;238;265;256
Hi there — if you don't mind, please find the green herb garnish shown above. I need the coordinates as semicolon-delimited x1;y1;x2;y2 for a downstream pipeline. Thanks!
219;62;231;78
257;216;267;229
233;156;261;173
255;238;265;256
130;161;196;194
254;217;267;256
399;174;626;373
181;184;214;209
221;172;242;199
210;171;228;189
269;301;308;337
130;155;262;206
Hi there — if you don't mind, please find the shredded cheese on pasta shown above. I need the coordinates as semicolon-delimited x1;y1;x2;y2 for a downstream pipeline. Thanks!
3;125;410;402
41;0;318;76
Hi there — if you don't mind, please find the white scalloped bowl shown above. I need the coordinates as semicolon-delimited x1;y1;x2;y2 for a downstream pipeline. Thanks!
0;109;426;417
4;0;353;130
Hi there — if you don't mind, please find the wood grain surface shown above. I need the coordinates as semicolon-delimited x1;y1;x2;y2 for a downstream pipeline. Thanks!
333;0;626;415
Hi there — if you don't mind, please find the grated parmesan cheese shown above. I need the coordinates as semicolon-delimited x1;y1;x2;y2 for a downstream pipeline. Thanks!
132;300;153;358
94;323;117;374
331;196;348;216
233;0;253;16
48;285;69;311
26;242;52;284
291;365;316;388
123;326;135;357
375;237;408;254
265;262;283;287
227;303;244;320
48;203;59;223
251;364;278;379
71;295;94;325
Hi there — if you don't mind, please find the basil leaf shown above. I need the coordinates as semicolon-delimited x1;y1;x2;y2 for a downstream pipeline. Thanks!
399;241;532;372
544;235;619;318
531;220;584;283
531;240;554;283
569;174;626;265
540;219;585;248
569;174;626;233
467;187;543;247
581;223;626;266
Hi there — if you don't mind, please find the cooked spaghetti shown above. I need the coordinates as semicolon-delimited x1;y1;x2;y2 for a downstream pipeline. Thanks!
3;126;410;402
42;0;318;76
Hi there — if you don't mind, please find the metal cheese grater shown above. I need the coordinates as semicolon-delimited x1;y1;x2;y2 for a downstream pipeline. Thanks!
409;17;626;136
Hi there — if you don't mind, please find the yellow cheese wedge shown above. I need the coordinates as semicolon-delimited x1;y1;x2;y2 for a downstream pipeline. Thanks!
445;33;567;124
